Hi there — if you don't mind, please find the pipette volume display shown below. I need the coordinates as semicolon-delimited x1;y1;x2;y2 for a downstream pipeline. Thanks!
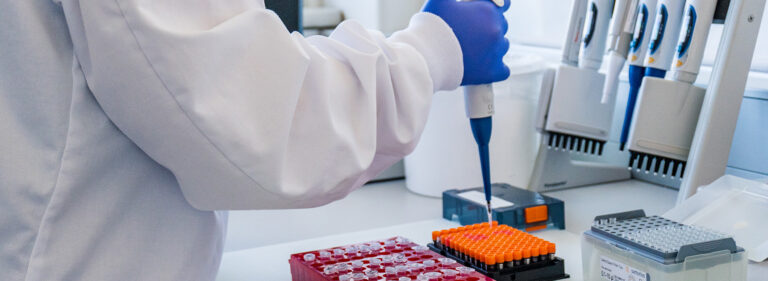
289;237;492;281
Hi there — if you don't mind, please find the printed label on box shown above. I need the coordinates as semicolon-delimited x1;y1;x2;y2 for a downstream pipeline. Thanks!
457;191;515;209
600;256;649;281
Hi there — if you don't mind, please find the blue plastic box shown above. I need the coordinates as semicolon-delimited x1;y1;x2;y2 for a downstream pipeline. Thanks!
442;183;565;231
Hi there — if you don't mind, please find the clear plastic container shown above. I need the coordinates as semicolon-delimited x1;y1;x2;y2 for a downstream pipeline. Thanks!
665;175;768;262
582;217;748;281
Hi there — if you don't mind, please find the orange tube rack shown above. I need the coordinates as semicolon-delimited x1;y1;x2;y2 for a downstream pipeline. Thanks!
428;222;568;281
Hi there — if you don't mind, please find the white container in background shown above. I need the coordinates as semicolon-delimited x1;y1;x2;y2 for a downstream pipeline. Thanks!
404;54;546;197
506;0;572;49
323;0;426;35
303;0;324;7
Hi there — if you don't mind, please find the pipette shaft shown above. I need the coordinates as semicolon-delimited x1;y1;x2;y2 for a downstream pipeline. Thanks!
464;85;494;225
603;0;640;103
607;0;640;59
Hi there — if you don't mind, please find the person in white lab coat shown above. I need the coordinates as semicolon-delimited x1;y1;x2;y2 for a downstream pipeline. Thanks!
0;0;510;280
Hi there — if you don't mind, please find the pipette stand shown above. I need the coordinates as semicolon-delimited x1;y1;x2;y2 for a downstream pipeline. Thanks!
677;0;765;203
625;0;765;200
530;136;630;192
529;67;630;192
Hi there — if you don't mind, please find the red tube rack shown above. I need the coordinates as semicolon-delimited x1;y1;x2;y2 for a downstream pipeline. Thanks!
289;237;493;281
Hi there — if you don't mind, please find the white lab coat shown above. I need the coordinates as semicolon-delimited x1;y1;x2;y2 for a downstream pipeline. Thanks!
0;0;462;280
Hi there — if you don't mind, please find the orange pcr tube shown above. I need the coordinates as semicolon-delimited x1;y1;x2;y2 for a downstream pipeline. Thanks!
496;253;505;270
504;251;514;268
484;253;496;272
522;249;532;265
531;247;540;263
548;243;556;260
540;244;549;261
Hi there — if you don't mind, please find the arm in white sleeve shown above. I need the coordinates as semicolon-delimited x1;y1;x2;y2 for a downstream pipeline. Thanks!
56;0;463;210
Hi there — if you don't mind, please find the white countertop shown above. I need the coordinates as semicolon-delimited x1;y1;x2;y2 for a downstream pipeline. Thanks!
224;180;441;252
218;179;767;280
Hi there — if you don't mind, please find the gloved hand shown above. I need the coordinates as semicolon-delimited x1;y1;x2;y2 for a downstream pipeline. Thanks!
423;0;511;85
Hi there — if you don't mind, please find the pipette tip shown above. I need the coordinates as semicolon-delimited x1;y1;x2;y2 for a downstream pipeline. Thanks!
486;201;493;226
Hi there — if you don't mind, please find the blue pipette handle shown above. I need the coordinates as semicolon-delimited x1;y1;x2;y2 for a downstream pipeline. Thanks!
470;117;493;203
620;66;665;150
620;65;646;150
645;67;667;78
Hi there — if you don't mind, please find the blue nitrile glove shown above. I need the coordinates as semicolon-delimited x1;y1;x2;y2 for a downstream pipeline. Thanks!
423;0;511;85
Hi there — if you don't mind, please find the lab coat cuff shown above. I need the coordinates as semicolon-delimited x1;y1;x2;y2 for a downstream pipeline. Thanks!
391;12;464;92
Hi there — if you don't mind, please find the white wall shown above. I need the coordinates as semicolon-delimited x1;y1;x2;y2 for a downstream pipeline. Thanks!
323;0;426;35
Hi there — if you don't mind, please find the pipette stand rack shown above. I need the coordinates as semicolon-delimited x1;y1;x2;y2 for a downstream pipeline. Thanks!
628;0;765;198
675;0;765;203
529;67;630;192
530;0;765;198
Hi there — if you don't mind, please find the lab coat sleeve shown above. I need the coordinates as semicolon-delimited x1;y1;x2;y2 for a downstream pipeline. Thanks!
56;0;463;210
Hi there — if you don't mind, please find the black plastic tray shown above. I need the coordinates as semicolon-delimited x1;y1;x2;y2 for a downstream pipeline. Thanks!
427;243;569;281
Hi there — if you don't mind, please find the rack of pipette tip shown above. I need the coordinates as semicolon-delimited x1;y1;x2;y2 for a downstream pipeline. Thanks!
289;237;493;281
428;222;568;280
582;210;747;281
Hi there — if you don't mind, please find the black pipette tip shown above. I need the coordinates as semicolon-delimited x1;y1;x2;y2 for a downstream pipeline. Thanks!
619;142;626;151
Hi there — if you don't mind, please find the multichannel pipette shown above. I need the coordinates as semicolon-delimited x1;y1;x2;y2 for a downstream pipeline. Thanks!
620;0;658;150
603;0;639;104
670;0;717;83
562;0;589;66
621;0;684;150
625;0;716;176
545;0;614;156
464;0;506;226
644;0;686;79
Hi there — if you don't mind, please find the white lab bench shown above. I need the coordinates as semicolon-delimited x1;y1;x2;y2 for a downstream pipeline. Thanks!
216;179;768;280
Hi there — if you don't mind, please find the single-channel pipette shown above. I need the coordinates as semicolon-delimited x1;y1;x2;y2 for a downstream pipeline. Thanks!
465;85;494;225
603;0;640;103
464;0;506;226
